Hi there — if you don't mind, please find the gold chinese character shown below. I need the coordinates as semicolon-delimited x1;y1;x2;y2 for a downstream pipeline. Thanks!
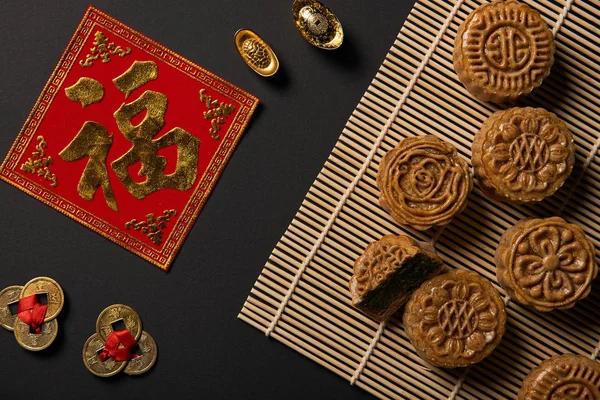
59;121;117;211
112;90;200;200
62;60;200;210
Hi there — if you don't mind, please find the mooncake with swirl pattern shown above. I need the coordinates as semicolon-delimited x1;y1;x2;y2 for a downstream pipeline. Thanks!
377;135;472;231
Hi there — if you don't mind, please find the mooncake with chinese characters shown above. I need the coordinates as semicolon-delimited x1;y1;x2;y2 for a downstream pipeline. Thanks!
349;235;445;322
453;0;554;104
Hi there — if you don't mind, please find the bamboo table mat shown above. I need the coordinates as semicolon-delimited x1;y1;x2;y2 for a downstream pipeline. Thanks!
239;1;600;398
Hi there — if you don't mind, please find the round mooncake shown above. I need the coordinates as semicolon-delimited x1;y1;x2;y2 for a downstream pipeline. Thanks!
453;0;555;104
496;217;597;312
403;269;506;368
377;135;472;231
349;235;445;322
519;354;600;400
472;107;575;203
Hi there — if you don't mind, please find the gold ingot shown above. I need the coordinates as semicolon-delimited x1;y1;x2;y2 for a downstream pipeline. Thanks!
14;318;58;351
96;304;142;342
124;331;158;375
21;277;64;321
292;0;343;50
82;333;127;377
234;29;279;77
0;285;22;331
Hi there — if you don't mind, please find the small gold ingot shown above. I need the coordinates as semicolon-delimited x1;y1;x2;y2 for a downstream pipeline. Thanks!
234;29;279;77
292;0;343;50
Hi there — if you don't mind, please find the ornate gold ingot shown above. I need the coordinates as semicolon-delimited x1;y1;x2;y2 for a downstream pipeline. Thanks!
21;277;64;322
292;0;343;50
113;61;158;98
234;29;279;77
472;107;575;203
0;285;22;331
65;77;105;107
14;318;58;351
96;304;142;342
124;331;158;375
495;217;598;312
82;333;127;377
403;270;507;368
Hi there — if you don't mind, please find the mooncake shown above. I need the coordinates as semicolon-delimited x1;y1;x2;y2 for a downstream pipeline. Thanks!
519;354;600;400
453;0;555;104
403;269;506;368
472;107;575;203
349;235;445;322
377;135;472;231
496;217;597;312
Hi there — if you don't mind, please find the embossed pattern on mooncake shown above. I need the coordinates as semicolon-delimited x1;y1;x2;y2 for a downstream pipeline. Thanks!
377;135;472;231
403;269;506;368
349;235;444;322
473;107;575;203
518;355;600;400
453;0;555;103
496;217;597;312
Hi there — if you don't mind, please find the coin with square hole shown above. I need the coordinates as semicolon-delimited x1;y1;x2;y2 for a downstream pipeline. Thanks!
82;333;128;377
124;331;158;375
21;277;64;321
96;304;142;342
0;286;22;331
14;318;58;351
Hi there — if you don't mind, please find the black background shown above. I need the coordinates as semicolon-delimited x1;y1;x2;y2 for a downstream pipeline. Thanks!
0;1;414;398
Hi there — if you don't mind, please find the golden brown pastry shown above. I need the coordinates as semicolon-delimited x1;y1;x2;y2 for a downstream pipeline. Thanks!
472;107;575;203
519;354;600;400
453;0;555;104
496;217;597;312
403;269;506;368
349;235;445;322
377;135;472;231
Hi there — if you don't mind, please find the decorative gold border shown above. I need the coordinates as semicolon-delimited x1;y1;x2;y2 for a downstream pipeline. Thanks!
0;6;259;271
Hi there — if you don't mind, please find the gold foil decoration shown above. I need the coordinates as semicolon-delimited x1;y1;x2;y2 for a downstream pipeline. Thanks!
125;209;177;245
292;0;343;50
113;61;158;98
59;121;117;211
62;60;201;210
80;31;132;67
20;136;57;187
65;77;105;107
234;29;279;77
112;91;200;199
199;89;235;140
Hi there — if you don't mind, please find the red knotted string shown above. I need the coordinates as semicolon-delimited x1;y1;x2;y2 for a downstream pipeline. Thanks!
98;330;138;362
17;295;48;334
